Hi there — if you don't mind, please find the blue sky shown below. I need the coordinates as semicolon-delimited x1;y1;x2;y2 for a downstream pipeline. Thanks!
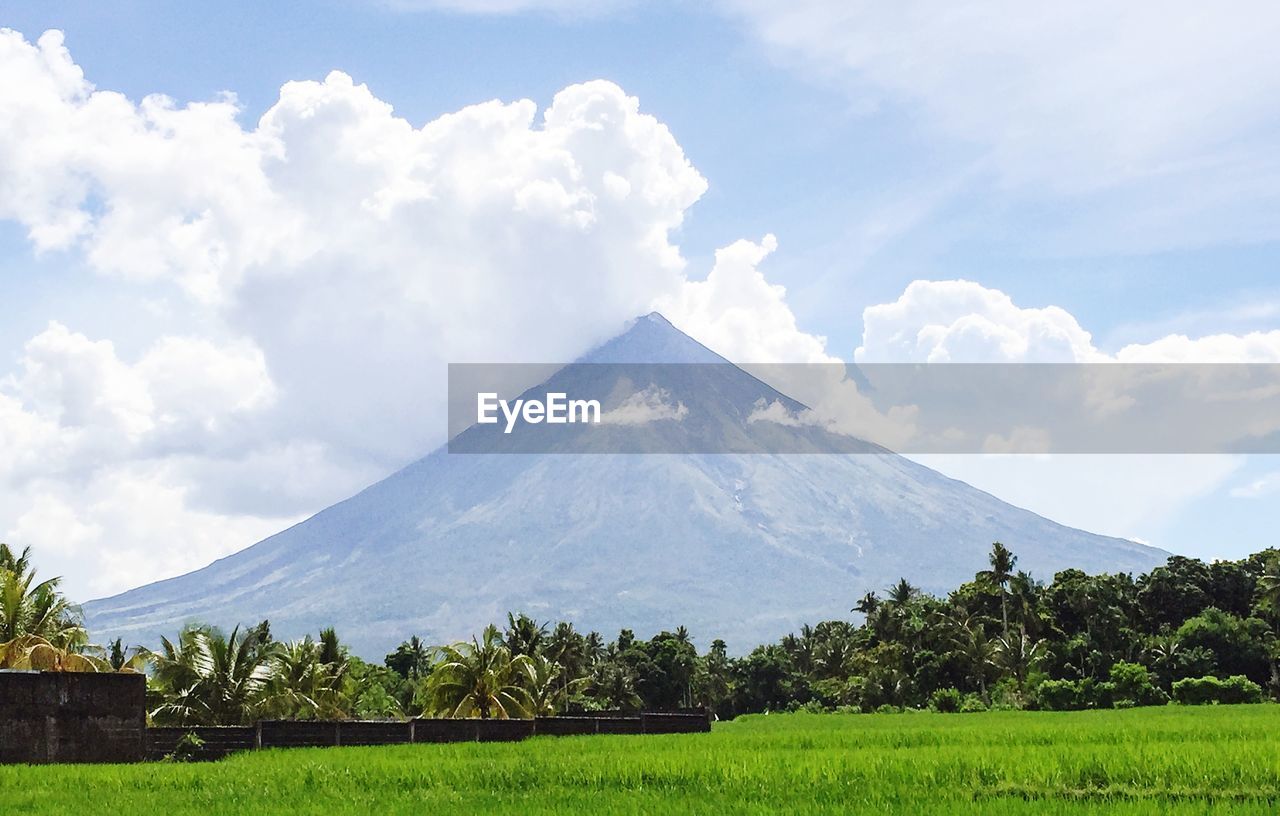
12;0;1275;355
1;1;1278;597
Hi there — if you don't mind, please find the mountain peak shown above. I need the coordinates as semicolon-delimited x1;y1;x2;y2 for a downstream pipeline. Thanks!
578;312;729;365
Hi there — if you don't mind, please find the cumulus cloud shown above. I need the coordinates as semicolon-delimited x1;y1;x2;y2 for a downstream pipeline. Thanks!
658;235;830;365
0;28;715;596
858;279;1280;365
857;280;1102;363
402;1;1280;246
0;27;865;600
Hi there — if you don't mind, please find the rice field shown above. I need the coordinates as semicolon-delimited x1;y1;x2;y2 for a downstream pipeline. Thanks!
5;706;1279;814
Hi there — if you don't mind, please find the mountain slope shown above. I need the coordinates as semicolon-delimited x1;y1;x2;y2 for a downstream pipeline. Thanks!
85;314;1167;655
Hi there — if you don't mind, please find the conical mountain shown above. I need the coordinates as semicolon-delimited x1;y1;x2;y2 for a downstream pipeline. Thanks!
85;314;1166;655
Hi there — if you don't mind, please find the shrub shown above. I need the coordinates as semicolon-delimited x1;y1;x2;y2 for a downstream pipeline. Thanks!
164;731;205;763
1172;675;1264;705
959;694;987;713
929;688;962;713
1221;675;1265;704
990;678;1027;711
1034;679;1090;711
1109;662;1167;708
873;703;901;714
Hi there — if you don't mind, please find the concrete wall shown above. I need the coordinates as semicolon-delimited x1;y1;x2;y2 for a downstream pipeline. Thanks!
145;726;257;761
0;674;710;764
0;671;146;764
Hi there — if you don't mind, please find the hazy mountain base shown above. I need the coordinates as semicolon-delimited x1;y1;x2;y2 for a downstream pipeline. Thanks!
86;315;1165;657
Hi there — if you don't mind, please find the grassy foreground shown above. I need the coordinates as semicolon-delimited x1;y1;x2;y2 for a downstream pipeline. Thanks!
6;707;1280;814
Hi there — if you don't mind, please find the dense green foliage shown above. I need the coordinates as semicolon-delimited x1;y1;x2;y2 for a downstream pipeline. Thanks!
696;544;1280;716
3;707;1280;814
130;542;1280;722
7;538;1280;720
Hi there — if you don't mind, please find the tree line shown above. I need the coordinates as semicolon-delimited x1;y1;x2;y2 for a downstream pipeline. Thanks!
3;541;1280;723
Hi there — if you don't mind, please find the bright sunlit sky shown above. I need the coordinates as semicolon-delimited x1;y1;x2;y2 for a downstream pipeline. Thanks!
2;1;1279;600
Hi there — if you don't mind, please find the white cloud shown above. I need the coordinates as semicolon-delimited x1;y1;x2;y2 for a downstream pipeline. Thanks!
600;385;688;425
1116;332;1280;364
2;466;297;597
0;28;717;599
659;234;831;365
858;279;1280;364
857;280;1102;363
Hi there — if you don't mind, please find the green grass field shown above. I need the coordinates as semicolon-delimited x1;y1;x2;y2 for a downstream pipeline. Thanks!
5;707;1279;814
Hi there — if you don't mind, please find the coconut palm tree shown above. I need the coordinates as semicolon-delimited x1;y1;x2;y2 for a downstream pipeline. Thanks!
853;591;881;616
1008;570;1042;637
145;624;274;725
993;632;1044;685
424;625;533;719
886;579;919;608
1142;630;1184;690
949;612;997;698
504;613;548;659
591;659;642;710
0;543;87;649
0;634;108;671
523;652;588;716
547;621;591;701
979;542;1018;642
260;636;349;720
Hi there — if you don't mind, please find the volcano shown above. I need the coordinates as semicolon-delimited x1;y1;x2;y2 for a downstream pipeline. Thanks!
85;314;1166;655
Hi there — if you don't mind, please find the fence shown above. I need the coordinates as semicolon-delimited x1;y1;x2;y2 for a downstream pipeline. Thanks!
145;726;257;761
144;711;710;761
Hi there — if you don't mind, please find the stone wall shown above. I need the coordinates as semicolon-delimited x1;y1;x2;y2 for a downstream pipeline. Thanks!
0;671;146;764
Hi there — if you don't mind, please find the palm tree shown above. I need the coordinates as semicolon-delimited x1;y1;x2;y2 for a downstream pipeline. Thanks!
886;579;919;608
145;624;274;725
853;591;881;616
1142;630;1183;690
260;636;349;720
591;659;641;710
547;622;589;701
980;542;1018;642
504;613;548;658
993;632;1043;685
523;652;588;716
949;612;996;698
584;631;606;666
1008;570;1041;636
0;543;87;649
0;634;108;671
424;625;533;719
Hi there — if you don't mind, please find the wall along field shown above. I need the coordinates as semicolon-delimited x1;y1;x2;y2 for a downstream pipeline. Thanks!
4;706;1279;815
